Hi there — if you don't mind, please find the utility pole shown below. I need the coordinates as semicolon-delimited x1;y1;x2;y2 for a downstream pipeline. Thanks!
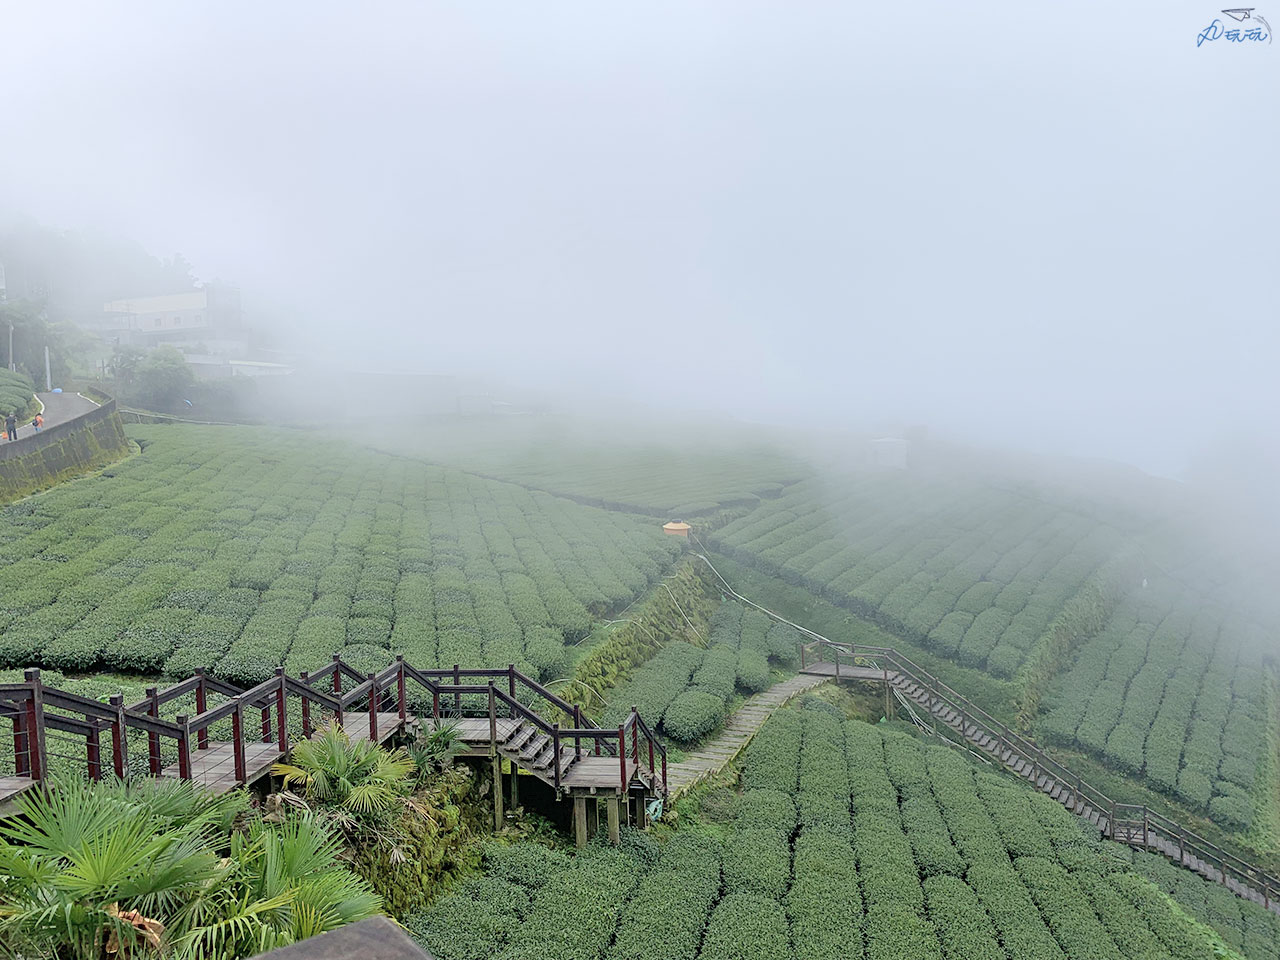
44;345;51;391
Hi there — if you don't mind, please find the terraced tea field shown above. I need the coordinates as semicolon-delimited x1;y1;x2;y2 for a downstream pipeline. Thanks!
706;470;1277;835
411;703;1279;959
0;425;682;685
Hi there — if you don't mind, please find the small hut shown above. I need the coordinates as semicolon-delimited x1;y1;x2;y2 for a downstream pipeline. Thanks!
662;521;692;538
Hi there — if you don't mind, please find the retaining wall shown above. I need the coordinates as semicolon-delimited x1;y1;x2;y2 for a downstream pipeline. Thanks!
0;399;131;501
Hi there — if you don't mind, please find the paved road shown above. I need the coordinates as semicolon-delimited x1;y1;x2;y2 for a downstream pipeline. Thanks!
6;391;98;441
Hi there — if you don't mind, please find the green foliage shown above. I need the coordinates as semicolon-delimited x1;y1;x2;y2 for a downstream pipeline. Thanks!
0;424;681;686
612;832;722;960
699;893;791;960
497;846;643;960
133;345;197;409
0;777;378;960
0;368;35;416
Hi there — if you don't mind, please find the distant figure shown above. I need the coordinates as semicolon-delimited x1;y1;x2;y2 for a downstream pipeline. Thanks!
4;412;16;441
33;413;43;433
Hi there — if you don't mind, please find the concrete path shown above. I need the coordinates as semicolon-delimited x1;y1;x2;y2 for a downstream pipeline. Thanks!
6;391;97;441
666;672;830;797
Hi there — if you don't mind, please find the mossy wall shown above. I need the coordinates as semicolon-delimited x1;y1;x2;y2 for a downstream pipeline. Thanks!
0;401;131;502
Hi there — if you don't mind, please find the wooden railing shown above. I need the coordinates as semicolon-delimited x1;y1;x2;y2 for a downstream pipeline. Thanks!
801;638;1280;909
0;655;668;798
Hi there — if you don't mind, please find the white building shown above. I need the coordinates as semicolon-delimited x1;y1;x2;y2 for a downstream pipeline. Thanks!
96;285;245;355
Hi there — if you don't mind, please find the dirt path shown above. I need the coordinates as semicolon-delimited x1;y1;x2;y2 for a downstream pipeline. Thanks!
666;672;830;797
9;391;97;440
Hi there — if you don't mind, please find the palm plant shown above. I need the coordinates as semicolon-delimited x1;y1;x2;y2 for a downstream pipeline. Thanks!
408;719;464;779
168;817;381;960
271;723;419;831
0;778;381;960
0;778;237;959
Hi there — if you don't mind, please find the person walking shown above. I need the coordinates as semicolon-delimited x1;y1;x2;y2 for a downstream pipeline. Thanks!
4;412;16;441
32;413;43;433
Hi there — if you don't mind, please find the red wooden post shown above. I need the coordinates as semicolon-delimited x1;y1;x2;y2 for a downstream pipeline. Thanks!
332;655;344;726
631;707;640;766
24;670;45;783
194;668;209;750
508;663;516;704
176;715;192;780
453;664;461;715
397;656;407;722
368;673;379;742
618;724;627;793
13;704;28;777
432;686;440;721
662;750;668;792
231;698;246;782
300;671;313;739
110;694;127;779
87;723;102;782
573;705;583;759
275;669;287;753
260;696;272;744
648;737;655;780
146;686;162;775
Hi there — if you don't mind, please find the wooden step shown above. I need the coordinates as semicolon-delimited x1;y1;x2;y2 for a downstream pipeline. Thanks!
519;734;550;762
503;725;538;754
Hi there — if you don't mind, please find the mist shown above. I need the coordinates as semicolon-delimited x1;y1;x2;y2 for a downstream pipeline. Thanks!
1;1;1275;478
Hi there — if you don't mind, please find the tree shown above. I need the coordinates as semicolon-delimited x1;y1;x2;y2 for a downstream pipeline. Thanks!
109;343;146;385
0;297;72;387
135;345;195;410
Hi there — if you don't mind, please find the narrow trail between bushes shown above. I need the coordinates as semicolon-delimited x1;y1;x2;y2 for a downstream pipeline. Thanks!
666;672;829;797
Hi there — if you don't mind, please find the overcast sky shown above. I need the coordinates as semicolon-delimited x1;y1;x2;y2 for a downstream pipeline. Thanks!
1;2;1275;476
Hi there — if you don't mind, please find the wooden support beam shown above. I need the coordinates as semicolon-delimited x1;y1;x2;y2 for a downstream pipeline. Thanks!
586;797;598;838
634;793;647;830
509;764;519;810
607;797;620;845
574;796;588;850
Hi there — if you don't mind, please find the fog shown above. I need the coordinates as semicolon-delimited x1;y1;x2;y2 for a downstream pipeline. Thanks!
1;1;1276;478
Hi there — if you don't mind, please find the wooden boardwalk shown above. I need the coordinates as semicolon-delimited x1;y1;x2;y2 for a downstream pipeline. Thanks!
0;659;668;813
666;673;830;797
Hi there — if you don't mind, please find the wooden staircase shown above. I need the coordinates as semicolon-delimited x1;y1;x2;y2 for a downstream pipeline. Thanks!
801;642;1280;914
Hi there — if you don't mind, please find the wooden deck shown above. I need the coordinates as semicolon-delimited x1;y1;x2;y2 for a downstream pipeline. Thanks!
0;774;37;815
330;712;406;744
800;662;889;682
160;741;283;794
157;714;407;794
561;757;641;793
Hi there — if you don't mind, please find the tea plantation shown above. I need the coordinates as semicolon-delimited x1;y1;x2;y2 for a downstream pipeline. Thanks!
0;425;682;685
707;470;1276;834
411;703;1276;960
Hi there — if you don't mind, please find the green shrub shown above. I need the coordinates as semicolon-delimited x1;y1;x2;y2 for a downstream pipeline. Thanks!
699;893;791;960
663;689;724;742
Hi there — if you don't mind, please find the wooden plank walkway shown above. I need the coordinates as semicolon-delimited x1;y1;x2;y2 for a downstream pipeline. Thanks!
0;774;38;815
158;713;408;794
666;673;830;797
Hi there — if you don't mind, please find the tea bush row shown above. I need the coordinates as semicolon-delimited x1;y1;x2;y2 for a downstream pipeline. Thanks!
0;426;681;685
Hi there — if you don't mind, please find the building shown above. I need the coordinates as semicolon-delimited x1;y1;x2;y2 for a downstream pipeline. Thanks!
95;285;245;354
663;521;692;537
